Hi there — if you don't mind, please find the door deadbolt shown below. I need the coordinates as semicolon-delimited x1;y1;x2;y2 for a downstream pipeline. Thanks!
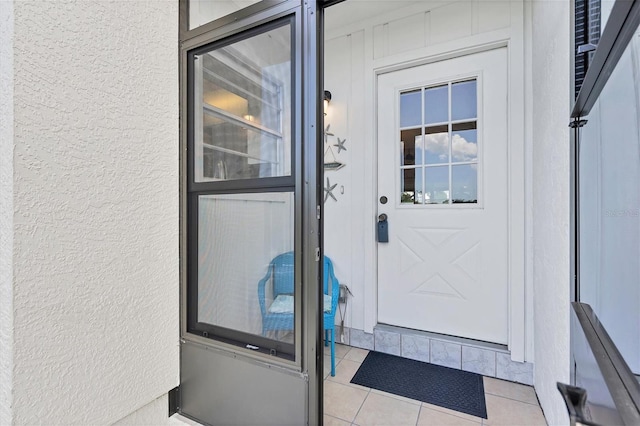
380;196;388;204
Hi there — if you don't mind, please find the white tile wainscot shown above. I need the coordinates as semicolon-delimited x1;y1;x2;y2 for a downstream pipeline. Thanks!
343;325;534;385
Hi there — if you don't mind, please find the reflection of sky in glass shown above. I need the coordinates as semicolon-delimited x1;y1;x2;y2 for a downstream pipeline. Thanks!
421;132;449;164
424;85;448;124
400;90;421;127
451;129;477;162
425;166;449;204
416;142;423;166
452;80;477;121
452;164;477;203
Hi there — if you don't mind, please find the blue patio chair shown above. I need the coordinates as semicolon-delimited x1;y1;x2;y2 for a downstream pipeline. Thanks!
258;251;340;376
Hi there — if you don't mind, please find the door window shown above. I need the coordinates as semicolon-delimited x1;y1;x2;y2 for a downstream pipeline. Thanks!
400;79;479;205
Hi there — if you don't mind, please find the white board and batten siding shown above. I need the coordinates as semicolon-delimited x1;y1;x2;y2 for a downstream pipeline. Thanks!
324;0;528;362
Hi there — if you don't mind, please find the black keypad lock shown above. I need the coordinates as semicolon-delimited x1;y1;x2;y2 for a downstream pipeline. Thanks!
377;214;389;243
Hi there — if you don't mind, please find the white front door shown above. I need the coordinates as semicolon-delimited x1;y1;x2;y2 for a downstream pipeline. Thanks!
377;48;509;344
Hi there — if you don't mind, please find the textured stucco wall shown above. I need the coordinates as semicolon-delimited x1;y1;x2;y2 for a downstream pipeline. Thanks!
113;394;192;426
0;0;15;424
9;1;180;424
114;394;170;426
530;0;571;424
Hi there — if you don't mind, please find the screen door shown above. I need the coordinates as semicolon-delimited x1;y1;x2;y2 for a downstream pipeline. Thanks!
179;1;323;424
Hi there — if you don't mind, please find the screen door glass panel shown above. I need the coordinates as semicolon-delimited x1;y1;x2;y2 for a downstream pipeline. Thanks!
578;33;640;374
198;192;295;346
194;23;292;182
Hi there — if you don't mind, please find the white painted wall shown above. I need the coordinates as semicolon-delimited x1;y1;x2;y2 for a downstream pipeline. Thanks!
529;0;571;424
324;30;365;338
0;0;15;423
324;0;531;360
2;1;180;424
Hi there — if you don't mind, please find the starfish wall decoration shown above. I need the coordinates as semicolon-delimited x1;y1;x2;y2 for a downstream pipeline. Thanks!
324;177;337;203
324;124;334;144
323;123;346;171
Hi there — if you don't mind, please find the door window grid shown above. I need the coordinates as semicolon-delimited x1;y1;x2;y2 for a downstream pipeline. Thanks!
400;79;479;205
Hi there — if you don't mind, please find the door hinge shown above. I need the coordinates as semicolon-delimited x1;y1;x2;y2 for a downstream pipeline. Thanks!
577;43;597;54
315;247;320;261
569;119;588;128
316;205;321;219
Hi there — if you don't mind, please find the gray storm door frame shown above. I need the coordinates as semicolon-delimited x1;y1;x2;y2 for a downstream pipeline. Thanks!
178;0;324;424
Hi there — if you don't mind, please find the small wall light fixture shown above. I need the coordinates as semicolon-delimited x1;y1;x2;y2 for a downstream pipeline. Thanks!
323;90;332;115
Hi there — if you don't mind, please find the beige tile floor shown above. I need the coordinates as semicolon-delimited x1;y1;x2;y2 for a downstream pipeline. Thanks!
323;344;547;426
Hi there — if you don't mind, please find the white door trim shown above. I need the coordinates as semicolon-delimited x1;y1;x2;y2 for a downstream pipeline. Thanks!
362;36;527;361
509;0;527;364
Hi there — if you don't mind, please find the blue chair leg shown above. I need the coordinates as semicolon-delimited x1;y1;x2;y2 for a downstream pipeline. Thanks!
330;328;336;377
325;329;329;347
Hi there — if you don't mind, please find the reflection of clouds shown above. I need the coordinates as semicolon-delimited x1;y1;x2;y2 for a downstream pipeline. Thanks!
419;133;477;162
451;133;477;161
421;133;448;161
